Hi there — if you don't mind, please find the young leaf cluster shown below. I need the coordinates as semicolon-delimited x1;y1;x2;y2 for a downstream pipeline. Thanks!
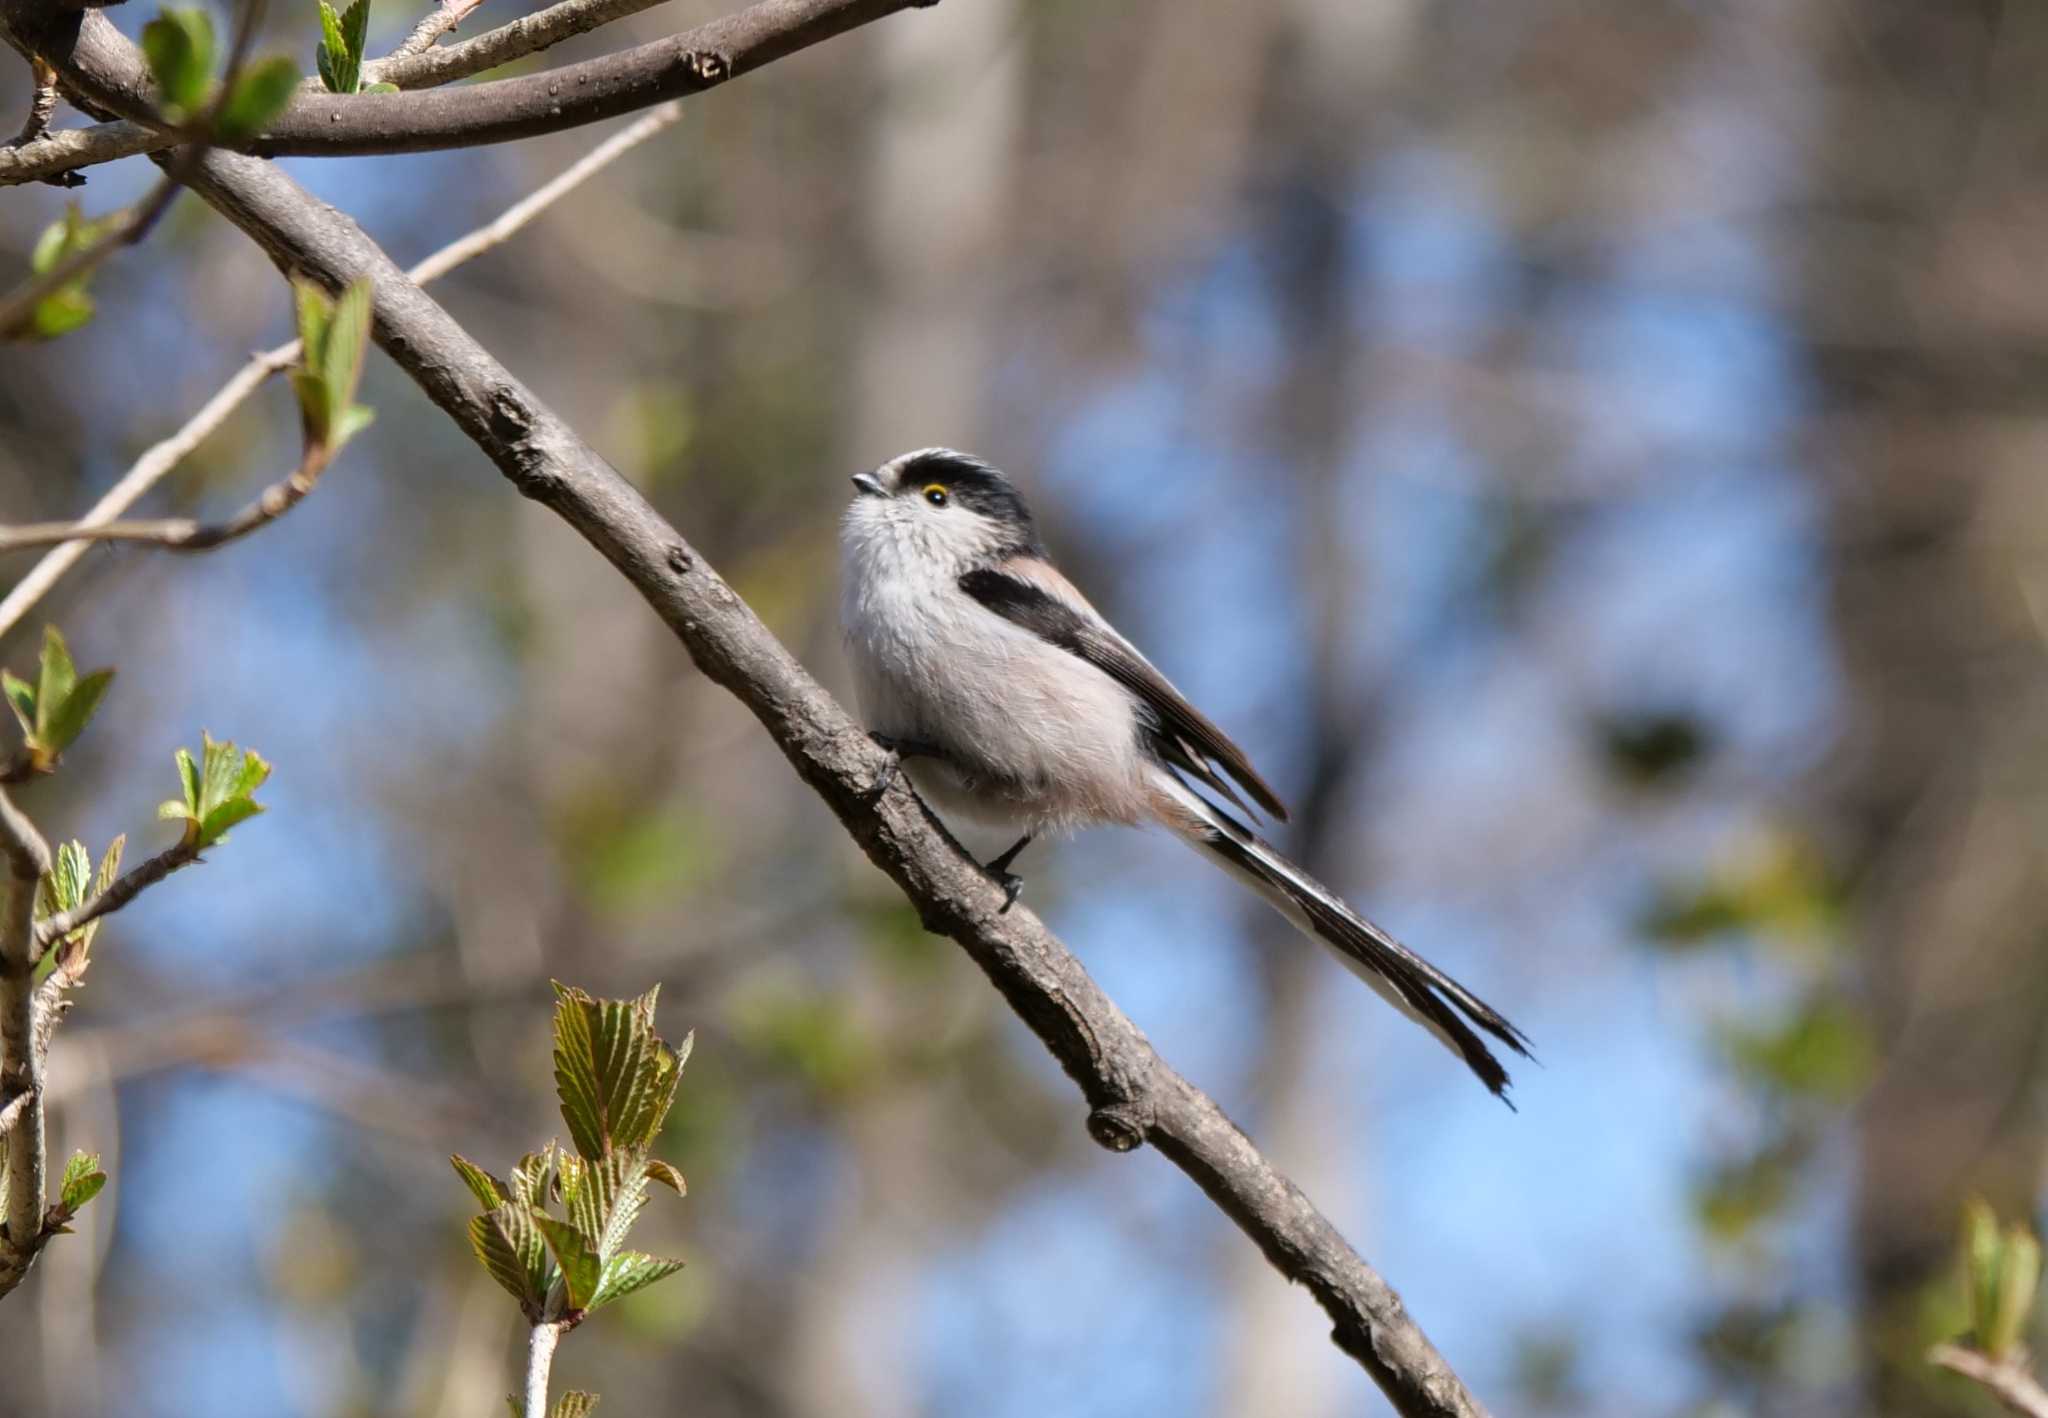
140;7;301;140
316;0;398;95
22;207;123;341
157;733;271;849
454;985;690;1327
34;835;124;981
1960;1198;2042;1362
2;627;113;770
291;278;377;454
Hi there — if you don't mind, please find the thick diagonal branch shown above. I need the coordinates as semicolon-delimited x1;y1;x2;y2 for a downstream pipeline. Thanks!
171;146;1488;1418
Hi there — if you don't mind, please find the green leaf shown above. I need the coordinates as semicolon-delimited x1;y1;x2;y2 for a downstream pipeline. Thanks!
451;1154;508;1211
551;983;682;1162
2;671;35;736
58;1150;106;1212
39;839;88;919
330;403;377;453
509;1145;554;1209
198;796;265;847
552;1392;598;1418
40;667;113;757
35;625;76;735
320;278;374;424
1990;1223;2042;1360
362;81;399;94
643;1158;686;1196
589;1250;684;1310
174;745;200;815
141;8;216;115
468;1204;551;1314
28;288;95;340
535;1214;601;1312
314;0;369;93
157;798;193;824
295;278;332;362
216;55;300;142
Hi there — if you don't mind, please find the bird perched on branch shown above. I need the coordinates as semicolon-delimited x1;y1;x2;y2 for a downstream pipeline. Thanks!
840;448;1531;1101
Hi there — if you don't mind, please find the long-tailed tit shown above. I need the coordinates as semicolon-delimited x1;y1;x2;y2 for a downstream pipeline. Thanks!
840;448;1531;1100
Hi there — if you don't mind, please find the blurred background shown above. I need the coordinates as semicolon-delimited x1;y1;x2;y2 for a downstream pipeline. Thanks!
1;0;2043;1413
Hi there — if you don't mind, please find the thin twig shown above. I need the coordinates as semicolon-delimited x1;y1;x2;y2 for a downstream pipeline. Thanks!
1931;1344;2048;1418
381;0;491;64
0;174;181;339
525;1320;565;1418
0;438;335;556
0;102;680;641
33;840;199;959
11;59;57;146
0;121;161;188
363;0;668;88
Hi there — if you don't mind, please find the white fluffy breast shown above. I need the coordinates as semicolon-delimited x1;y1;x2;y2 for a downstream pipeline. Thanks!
839;498;1152;833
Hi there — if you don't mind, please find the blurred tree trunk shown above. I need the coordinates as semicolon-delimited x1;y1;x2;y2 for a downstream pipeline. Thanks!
1802;2;2048;1406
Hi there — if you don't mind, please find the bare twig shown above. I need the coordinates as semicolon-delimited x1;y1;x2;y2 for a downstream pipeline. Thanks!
0;101;680;641
379;0;491;65
363;0;668;88
34;840;199;958
525;1320;566;1418
0;783;50;1296
0;119;162;187
177;145;1490;1417
1931;1344;2048;1417
0;439;336;556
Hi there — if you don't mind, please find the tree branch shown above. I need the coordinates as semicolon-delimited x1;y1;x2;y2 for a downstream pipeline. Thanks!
9;0;923;166
0;783;50;1296
377;0;491;67
169;144;1489;1417
0;118;160;186
1931;1345;2048;1417
526;1320;566;1418
11;57;59;146
0;100;681;641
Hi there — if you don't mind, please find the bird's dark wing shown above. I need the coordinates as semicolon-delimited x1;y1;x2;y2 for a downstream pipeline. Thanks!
959;563;1290;821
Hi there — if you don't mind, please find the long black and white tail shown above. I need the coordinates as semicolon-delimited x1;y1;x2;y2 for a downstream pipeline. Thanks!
1153;772;1533;1103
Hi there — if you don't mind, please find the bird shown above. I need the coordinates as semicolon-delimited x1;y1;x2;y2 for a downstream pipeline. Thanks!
839;447;1531;1101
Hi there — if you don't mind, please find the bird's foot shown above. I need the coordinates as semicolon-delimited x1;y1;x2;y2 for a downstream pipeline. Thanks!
867;732;939;799
984;834;1033;914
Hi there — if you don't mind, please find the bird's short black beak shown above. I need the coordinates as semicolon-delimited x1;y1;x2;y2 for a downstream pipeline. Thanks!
850;472;886;498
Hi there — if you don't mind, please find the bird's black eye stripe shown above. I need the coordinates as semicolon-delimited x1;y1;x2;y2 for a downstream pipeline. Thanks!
923;484;949;507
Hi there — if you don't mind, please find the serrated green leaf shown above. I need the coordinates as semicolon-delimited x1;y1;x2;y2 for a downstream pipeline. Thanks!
2;671;35;736
590;1250;684;1310
340;0;371;64
40;839;88;918
40;666;113;756
216;55;300;142
141;8;216;115
535;1213;602;1311
93;835;124;897
35;626;76;736
509;1145;554;1209
468;1204;551;1312
551;984;681;1161
58;1151;106;1212
552;1392;599;1418
451;1153;508;1211
174;745;200;815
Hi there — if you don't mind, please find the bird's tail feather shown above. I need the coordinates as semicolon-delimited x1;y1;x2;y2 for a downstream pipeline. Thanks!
1151;771;1532;1103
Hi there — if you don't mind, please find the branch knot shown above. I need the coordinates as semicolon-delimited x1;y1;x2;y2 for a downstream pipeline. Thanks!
1085;1099;1150;1153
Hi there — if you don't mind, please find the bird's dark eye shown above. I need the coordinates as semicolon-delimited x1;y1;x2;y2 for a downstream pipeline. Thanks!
923;485;949;507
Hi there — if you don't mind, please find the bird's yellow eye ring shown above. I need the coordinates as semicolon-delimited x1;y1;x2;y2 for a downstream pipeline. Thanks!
923;485;949;507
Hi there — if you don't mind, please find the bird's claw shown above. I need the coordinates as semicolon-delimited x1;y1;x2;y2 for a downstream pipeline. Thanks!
992;868;1024;914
